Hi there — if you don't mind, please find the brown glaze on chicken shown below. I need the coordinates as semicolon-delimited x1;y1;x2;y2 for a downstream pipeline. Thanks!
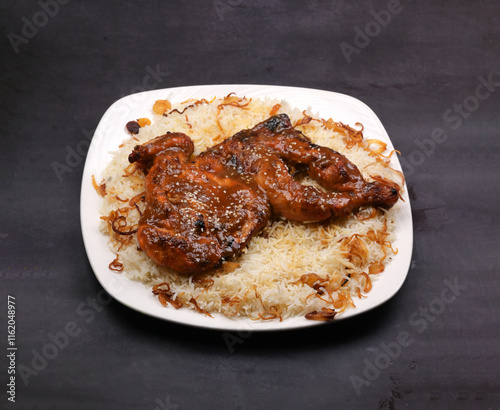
129;132;271;275
199;114;399;221
129;115;398;275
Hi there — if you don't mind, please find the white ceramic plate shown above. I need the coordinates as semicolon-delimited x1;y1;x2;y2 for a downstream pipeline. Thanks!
80;84;413;332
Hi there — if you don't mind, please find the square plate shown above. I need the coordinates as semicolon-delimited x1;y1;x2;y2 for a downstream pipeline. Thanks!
80;84;413;331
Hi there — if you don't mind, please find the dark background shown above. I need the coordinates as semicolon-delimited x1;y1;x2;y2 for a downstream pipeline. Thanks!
1;0;499;409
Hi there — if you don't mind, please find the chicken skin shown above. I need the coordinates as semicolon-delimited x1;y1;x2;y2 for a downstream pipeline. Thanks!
129;115;398;275
199;114;399;221
129;132;271;275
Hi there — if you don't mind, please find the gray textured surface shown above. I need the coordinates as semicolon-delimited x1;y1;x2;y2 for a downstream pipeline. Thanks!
1;1;499;409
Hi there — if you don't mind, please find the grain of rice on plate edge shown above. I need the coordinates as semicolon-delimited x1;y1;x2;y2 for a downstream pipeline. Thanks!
94;93;405;322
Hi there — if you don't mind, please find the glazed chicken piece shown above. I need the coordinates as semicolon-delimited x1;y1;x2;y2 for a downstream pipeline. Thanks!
129;132;271;275
198;114;399;222
129;115;398;275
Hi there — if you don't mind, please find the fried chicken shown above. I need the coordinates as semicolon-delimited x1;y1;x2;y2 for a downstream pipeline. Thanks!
129;115;398;275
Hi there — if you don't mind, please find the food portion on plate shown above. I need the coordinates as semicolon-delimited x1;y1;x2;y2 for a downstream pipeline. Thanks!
95;94;404;322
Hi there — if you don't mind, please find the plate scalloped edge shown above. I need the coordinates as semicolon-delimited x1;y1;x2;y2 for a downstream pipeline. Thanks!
80;84;413;332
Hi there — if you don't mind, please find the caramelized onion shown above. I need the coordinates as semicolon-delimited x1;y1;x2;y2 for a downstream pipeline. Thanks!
111;215;138;236
217;93;251;110
257;305;282;321
115;195;128;203
381;148;401;159
164;99;209;118
294;111;313;126
189;297;213;317
359;272;372;293
293;273;329;294
191;274;215;290
365;139;387;154
215;94;251;136
152;282;183;309
369;261;385;275
339;122;364;149
321;118;349;133
356;207;379;221
129;191;145;207
305;308;337;321
333;291;355;311
109;255;124;272
341;235;368;267
221;296;241;306
122;163;139;177
269;103;281;116
133;203;142;217
252;286;283;321
91;175;106;196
